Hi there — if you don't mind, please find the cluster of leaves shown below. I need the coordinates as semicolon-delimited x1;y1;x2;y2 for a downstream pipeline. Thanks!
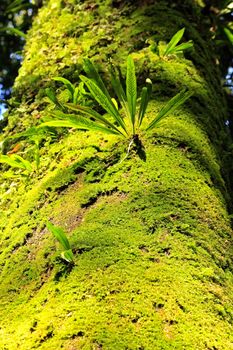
0;31;193;263
0;29;193;181
0;126;55;177
149;28;193;58
0;154;32;174
42;55;192;143
1;44;193;176
46;77;91;108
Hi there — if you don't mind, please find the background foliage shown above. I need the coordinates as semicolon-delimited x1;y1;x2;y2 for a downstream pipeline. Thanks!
0;0;42;102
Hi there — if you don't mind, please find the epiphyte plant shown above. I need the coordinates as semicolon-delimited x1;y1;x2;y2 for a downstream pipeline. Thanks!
46;221;74;263
149;28;193;57
1;126;56;172
41;55;192;145
0;154;33;175
46;77;90;108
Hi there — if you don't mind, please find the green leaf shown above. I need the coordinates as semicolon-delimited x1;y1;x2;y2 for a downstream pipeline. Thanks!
46;221;71;251
80;75;127;132
83;58;111;99
0;155;24;169
61;249;74;263
6;0;26;11
138;78;152;127
40;120;79;128
169;41;193;54
163;28;185;56
8;126;53;140
110;67;131;121
0;155;32;172
53;77;75;97
13;155;33;172
40;114;121;136
65;103;124;136
110;66;127;101
126;55;137;131
45;88;63;109
224;27;233;45
6;0;31;13
111;98;118;110
146;89;193;131
0;26;26;39
73;87;80;104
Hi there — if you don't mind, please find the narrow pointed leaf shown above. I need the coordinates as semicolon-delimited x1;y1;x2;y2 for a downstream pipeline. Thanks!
126;55;137;130
169;41;193;54
61;250;74;263
146;89;193;131
64;103;125;136
138;87;149;126
0;155;32;171
46;221;71;251
7;126;47;140
163;28;185;56
13;155;33;172
0;155;25;169
6;0;31;14
224;27;233;45
40;120;79;128
53;77;75;97
2;26;26;38
110;66;127;102
40;115;122;136
111;98;118;110
110;67;130;120
80;75;127;132
65;103;112;123
138;78;152;126
73;87;80;104
45;88;63;109
7;0;29;12
83;58;111;99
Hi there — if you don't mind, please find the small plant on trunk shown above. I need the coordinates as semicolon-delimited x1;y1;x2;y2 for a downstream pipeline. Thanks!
46;221;74;263
41;56;192;158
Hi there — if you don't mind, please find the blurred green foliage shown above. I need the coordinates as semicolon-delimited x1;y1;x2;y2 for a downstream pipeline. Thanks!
0;0;42;100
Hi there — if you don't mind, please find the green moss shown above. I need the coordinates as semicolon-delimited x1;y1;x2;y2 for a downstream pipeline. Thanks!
1;105;233;348
0;0;233;349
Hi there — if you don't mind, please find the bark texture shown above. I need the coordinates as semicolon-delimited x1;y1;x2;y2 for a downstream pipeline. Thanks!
0;1;232;349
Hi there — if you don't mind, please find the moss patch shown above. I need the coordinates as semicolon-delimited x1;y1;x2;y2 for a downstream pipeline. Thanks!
0;0;233;349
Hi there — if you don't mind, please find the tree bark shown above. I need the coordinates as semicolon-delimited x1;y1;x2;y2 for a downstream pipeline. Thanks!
0;1;232;349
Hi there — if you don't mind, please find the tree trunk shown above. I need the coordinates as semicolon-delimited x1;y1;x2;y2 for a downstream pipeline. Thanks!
0;1;232;349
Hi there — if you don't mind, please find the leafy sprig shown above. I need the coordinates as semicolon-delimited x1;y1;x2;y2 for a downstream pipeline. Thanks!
46;221;74;263
41;56;193;143
0;154;33;173
150;28;193;57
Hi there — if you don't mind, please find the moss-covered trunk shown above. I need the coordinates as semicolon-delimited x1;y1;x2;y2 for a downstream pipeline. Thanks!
0;1;232;349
